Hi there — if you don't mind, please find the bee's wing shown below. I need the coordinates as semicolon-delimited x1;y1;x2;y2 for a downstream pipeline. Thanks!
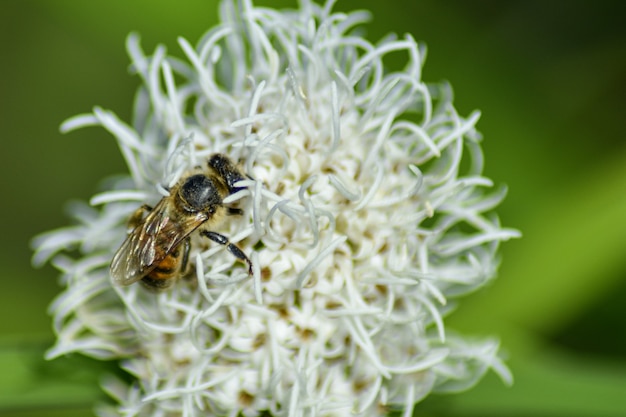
110;199;208;286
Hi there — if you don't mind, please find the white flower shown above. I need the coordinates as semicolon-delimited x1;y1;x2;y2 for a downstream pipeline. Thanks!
32;1;520;416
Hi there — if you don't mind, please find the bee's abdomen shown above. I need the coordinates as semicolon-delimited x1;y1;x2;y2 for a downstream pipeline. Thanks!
150;251;181;279
141;249;183;290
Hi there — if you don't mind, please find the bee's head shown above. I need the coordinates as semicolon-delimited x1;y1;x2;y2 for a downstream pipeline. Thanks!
179;174;221;212
208;153;247;194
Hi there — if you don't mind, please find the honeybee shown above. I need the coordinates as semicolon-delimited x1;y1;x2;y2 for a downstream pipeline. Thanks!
110;153;253;290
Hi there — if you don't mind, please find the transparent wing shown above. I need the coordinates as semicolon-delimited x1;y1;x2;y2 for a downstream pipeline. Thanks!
110;199;207;286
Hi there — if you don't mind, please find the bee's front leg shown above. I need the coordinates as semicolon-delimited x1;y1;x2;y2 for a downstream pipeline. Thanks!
201;230;253;275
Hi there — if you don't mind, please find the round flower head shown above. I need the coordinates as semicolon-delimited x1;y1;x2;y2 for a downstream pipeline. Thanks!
33;0;520;416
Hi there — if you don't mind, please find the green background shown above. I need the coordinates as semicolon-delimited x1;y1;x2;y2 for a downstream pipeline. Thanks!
1;0;625;416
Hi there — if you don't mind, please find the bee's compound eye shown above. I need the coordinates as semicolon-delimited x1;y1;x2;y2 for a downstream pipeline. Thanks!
180;174;220;210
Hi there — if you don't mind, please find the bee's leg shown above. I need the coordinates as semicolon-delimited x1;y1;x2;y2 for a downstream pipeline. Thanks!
179;238;198;285
180;238;191;274
226;207;244;216
127;204;153;230
201;231;253;275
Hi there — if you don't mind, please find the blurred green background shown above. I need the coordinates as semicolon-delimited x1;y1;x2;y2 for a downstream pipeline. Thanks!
1;0;625;416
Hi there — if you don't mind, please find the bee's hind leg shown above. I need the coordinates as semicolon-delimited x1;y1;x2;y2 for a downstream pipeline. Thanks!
201;230;253;275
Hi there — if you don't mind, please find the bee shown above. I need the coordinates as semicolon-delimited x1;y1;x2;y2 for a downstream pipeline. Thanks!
110;153;253;290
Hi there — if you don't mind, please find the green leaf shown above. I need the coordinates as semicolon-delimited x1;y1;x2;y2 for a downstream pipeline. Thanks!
418;342;626;417
0;339;114;413
448;147;626;340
